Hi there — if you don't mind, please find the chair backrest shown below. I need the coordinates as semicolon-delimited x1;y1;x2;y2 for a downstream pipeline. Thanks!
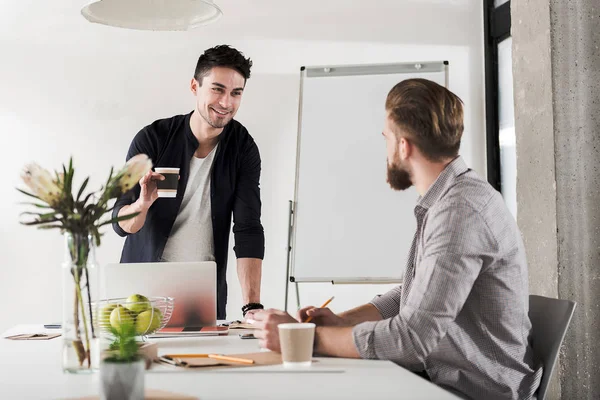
528;294;576;400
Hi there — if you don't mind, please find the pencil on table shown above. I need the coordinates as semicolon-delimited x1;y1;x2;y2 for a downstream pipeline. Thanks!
305;296;335;323
208;354;255;364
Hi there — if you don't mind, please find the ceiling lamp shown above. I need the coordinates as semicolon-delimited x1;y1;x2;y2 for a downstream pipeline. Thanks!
81;0;222;31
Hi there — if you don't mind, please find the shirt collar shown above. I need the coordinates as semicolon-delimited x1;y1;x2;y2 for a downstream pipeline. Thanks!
416;156;470;211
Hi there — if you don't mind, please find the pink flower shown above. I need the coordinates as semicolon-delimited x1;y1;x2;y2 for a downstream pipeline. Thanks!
115;154;152;193
21;163;62;206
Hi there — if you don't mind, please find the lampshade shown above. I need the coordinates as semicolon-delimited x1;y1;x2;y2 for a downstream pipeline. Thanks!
81;0;222;31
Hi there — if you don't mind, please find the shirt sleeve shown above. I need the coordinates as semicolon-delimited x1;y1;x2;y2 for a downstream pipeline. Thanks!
111;128;159;237
352;202;494;370
369;285;403;319
232;138;265;259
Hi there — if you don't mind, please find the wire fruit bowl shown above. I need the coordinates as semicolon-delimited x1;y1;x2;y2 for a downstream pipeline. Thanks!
93;296;174;336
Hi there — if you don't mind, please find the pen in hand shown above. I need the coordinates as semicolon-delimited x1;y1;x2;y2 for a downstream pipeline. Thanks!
305;296;335;323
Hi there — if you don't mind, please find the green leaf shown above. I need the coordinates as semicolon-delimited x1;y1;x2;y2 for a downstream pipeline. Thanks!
63;158;74;198
19;211;59;221
105;166;114;188
97;212;140;227
19;211;44;217
20;219;58;226
62;164;68;187
82;202;99;219
92;229;102;247
61;165;71;206
107;321;140;362
16;188;43;201
40;212;59;220
18;220;36;226
105;205;115;213
80;192;96;207
18;202;52;209
76;177;90;202
37;224;63;230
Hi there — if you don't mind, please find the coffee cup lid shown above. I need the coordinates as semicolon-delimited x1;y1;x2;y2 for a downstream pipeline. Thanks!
155;167;180;173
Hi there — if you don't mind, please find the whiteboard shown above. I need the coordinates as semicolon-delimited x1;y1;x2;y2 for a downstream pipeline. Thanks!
290;62;448;283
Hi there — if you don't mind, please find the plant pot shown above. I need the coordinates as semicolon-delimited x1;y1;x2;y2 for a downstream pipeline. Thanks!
100;358;145;400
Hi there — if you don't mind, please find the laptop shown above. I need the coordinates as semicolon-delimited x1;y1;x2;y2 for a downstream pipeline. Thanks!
102;261;223;335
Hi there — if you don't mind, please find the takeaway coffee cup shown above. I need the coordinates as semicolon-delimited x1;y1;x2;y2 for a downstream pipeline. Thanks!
278;323;315;367
154;167;180;198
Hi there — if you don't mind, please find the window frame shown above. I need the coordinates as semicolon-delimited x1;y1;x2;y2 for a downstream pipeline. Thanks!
484;0;511;192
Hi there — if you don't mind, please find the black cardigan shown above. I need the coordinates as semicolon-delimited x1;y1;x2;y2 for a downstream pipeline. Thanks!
112;112;265;319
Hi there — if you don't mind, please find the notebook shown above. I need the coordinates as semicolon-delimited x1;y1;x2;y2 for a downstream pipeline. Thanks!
4;333;61;340
158;351;282;369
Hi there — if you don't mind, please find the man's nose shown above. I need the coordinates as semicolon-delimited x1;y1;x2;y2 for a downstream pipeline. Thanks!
219;93;232;109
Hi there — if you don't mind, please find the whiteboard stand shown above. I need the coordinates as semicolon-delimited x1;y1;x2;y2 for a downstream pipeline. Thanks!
284;61;449;313
284;200;300;311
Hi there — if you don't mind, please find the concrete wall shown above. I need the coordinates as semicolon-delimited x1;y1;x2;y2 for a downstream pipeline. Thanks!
512;0;558;299
513;0;600;398
550;0;600;397
512;1;560;397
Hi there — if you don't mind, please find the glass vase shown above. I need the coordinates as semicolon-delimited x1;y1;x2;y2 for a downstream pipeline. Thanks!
62;232;99;373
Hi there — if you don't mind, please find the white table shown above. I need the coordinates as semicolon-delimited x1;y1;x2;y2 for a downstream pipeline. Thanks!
1;325;459;400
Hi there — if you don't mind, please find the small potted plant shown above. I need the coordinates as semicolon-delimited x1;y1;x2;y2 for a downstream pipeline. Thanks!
100;321;145;400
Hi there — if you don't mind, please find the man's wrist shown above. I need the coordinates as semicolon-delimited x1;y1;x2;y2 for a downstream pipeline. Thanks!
132;199;150;214
242;302;264;317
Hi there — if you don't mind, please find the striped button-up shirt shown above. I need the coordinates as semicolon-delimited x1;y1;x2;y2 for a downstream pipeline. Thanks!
352;157;542;399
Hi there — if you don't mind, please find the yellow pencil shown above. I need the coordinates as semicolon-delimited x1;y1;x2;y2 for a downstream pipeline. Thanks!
305;296;335;323
208;354;255;364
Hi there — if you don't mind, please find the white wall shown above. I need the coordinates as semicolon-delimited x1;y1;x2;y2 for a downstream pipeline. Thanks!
0;2;484;332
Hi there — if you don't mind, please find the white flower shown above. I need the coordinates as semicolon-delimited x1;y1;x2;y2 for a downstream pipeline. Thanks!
116;154;152;193
20;163;62;206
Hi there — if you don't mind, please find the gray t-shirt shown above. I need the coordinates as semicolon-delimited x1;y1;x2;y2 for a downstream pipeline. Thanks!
161;145;218;262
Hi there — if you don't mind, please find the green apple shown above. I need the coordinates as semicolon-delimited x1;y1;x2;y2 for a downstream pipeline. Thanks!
125;294;150;314
135;308;163;335
98;304;117;327
110;306;135;331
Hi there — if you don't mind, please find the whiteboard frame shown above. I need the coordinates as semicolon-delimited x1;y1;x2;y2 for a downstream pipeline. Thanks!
284;61;449;310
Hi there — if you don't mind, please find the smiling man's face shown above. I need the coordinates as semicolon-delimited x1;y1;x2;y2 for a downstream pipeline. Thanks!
191;66;245;129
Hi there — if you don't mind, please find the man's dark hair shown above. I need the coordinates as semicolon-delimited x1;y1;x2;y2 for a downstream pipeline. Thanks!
386;78;464;162
194;45;253;86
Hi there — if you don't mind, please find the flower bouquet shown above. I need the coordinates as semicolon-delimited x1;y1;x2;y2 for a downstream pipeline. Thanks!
17;154;152;372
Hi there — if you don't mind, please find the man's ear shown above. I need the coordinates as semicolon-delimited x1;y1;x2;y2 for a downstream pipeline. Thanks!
190;78;198;95
399;137;412;160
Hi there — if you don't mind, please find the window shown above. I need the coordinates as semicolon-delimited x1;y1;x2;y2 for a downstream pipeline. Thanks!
484;0;515;216
497;37;516;217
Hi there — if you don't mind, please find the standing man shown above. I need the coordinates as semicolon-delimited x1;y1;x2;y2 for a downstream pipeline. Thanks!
252;79;542;399
112;45;265;320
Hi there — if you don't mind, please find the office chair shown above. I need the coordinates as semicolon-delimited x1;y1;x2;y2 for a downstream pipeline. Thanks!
528;294;576;400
